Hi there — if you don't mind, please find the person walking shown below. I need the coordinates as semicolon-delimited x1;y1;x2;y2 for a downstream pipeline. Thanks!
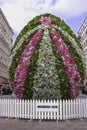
82;77;87;94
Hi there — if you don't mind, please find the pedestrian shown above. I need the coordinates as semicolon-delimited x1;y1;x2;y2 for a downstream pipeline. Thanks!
82;77;87;94
1;86;5;95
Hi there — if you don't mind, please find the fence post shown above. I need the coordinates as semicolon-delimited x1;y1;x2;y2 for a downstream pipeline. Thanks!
86;99;87;118
78;99;81;118
32;99;35;119
60;99;62;120
83;98;86;118
73;99;76;118
56;99;59;122
30;100;33;120
65;99;68;120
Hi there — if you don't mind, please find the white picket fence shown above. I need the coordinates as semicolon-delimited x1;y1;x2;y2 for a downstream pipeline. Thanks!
0;98;87;120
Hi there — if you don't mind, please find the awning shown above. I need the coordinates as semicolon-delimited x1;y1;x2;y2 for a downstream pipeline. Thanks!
0;80;9;85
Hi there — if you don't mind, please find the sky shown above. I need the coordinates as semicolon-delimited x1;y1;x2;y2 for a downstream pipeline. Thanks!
0;0;87;42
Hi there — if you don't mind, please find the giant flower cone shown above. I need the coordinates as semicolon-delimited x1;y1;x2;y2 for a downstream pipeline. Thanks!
9;14;85;99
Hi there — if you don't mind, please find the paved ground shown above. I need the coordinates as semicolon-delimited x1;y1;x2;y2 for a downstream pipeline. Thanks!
0;118;87;130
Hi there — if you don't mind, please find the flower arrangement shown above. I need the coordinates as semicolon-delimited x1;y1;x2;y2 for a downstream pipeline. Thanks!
13;30;43;98
9;14;85;99
51;28;81;98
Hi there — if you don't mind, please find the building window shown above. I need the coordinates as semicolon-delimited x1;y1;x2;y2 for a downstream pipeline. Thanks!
85;30;87;34
86;39;87;45
0;56;2;60
83;41;86;47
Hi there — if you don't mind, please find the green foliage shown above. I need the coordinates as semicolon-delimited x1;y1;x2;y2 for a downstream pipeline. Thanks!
12;13;82;51
9;30;38;89
23;34;43;99
58;30;85;83
50;31;70;99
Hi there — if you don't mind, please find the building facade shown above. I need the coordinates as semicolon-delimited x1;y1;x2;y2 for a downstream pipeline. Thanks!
0;8;13;83
77;17;87;75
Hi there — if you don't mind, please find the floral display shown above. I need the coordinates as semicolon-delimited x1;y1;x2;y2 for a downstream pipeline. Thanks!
13;30;43;98
9;13;85;99
51;28;81;98
33;26;61;99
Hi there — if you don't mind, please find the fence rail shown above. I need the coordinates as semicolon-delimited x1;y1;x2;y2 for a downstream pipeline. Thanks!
0;98;87;120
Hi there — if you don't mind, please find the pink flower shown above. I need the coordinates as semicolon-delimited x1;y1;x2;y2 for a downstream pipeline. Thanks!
13;30;43;98
51;28;81;98
39;17;52;25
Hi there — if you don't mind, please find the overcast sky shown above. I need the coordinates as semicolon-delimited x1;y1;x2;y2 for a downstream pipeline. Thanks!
0;0;87;42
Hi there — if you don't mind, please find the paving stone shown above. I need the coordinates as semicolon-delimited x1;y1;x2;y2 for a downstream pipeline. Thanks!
0;118;87;130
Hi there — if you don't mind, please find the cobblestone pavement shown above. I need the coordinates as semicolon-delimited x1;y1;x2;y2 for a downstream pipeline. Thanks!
0;118;87;130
